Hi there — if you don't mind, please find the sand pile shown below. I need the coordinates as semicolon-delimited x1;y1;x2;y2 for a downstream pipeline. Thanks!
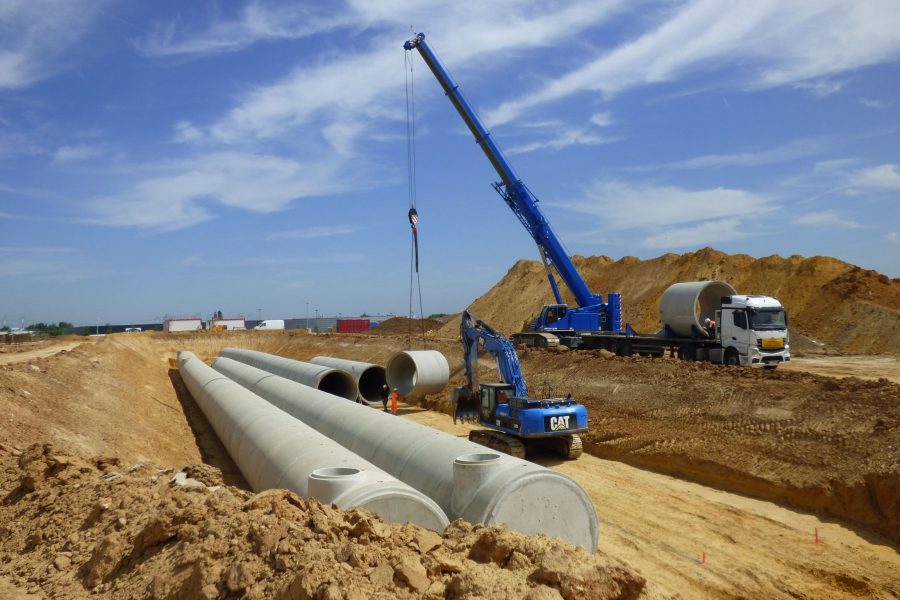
440;248;900;354
367;317;445;336
0;443;645;600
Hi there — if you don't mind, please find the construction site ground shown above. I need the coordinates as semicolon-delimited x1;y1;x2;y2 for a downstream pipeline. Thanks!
1;330;898;598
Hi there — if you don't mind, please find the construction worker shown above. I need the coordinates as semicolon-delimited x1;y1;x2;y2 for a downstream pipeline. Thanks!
705;317;717;338
390;388;400;415
381;384;390;412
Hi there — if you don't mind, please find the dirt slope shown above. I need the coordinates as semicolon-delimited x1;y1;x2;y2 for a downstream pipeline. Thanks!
0;444;644;599
440;248;900;354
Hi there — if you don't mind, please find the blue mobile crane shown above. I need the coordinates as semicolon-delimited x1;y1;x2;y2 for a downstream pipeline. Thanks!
453;310;587;459
404;32;622;349
404;33;792;366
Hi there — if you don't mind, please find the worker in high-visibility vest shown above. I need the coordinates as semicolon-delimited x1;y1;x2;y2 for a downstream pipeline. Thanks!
390;388;400;415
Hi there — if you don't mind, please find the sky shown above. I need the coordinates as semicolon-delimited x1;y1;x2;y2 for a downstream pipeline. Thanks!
1;0;899;327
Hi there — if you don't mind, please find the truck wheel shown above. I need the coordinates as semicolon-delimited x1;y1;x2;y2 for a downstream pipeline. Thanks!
725;349;740;366
616;341;632;357
677;345;692;361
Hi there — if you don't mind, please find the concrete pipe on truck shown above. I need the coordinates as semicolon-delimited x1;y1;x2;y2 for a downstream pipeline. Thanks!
386;350;449;398
220;348;358;401
212;356;599;551
177;351;448;531
659;281;737;337
310;356;386;405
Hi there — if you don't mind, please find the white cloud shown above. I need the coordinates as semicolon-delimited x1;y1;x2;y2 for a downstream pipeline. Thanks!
267;225;359;241
792;78;848;97
0;0;106;90
560;179;774;229
507;128;614;155
134;2;350;58
53;144;103;163
886;232;899;244
860;97;888;109
487;1;900;124
791;210;864;229
590;112;613;127
642;218;744;249
658;139;822;169
199;1;627;144
851;164;900;190
559;180;774;250
0;246;101;282
173;121;203;143
85;152;348;230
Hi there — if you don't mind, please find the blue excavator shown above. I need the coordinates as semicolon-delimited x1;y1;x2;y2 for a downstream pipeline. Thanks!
452;311;587;459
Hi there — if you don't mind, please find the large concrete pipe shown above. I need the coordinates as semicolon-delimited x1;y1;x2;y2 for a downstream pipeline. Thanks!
385;350;449;398
177;352;448;531
220;348;358;401
310;356;387;405
212;356;599;551
659;280;738;337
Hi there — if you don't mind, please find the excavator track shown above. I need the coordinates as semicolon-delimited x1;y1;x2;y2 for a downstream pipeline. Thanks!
565;434;583;460
468;430;527;459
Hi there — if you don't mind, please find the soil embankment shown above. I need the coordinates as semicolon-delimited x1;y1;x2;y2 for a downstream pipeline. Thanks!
440;248;900;354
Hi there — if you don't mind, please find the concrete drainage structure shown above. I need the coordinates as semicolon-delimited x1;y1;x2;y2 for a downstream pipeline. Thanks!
659;280;738;337
385;350;450;398
310;356;387;405
212;356;599;551
220;347;358;401
177;351;449;531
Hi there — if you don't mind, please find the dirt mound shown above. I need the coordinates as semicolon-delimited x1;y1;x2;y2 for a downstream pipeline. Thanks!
439;248;900;354
438;344;900;542
367;317;444;336
0;443;645;600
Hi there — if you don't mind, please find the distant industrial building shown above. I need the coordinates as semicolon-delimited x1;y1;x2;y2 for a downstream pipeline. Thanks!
163;317;202;333
208;317;246;330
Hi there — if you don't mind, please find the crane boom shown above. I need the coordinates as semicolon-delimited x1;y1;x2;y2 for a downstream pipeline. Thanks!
404;32;606;313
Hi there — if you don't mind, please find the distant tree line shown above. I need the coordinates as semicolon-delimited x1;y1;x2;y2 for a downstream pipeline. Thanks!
26;322;73;336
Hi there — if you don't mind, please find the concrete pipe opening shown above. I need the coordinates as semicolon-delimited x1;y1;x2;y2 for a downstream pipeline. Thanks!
308;467;365;504
386;350;449;398
659;280;738;338
318;371;358;400
310;356;387;404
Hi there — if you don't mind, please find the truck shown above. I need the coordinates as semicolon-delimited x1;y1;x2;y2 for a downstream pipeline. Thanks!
253;319;285;331
404;32;790;368
452;311;588;459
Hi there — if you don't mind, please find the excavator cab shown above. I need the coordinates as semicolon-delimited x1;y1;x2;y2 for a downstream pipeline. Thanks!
479;383;516;423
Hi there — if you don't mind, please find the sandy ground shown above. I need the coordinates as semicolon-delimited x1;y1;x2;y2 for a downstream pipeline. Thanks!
0;332;897;598
0;341;84;365
784;354;900;383
407;409;900;598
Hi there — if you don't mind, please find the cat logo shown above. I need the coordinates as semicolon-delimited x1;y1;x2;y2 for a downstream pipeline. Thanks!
549;415;570;431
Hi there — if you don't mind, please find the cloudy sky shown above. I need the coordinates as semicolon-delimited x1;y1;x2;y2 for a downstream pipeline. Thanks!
1;0;898;326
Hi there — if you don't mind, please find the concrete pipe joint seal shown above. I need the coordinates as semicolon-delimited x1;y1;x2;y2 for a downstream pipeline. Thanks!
310;356;387;404
219;347;358;401
177;351;448;531
211;356;599;551
386;350;449;398
659;280;738;337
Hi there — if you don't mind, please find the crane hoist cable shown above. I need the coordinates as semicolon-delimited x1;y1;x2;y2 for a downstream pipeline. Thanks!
404;47;427;349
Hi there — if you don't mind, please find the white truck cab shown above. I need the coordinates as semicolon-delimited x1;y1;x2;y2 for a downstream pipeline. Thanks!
717;295;790;368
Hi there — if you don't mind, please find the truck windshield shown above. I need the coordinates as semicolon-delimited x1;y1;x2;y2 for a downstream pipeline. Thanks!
749;309;787;330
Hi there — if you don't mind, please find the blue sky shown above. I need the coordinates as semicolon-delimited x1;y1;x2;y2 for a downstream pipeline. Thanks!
1;0;899;326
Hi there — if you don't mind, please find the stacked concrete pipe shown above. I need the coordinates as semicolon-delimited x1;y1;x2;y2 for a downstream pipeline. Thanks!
212;356;599;551
177;351;448;531
310;356;387;405
220;347;358;401
385;350;449;398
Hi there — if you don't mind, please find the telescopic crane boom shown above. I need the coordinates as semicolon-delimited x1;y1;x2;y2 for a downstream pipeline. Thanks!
404;33;621;337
